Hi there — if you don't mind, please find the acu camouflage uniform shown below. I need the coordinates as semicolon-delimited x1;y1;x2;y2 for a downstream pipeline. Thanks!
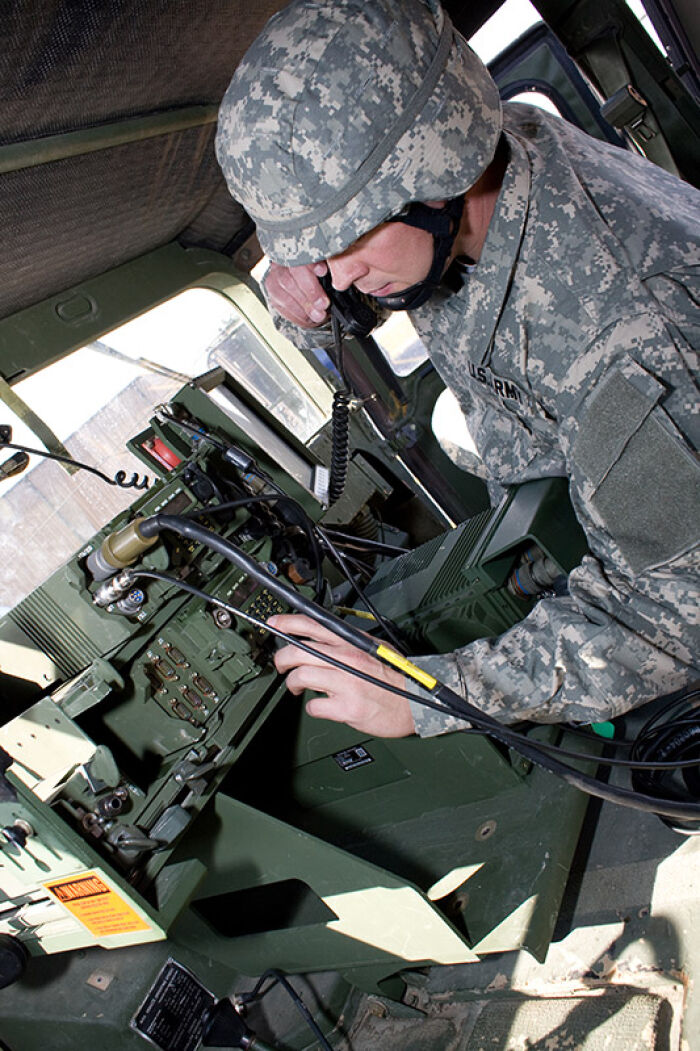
217;0;700;732
406;106;700;731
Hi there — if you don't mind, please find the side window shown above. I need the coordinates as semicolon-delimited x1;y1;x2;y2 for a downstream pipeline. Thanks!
470;0;541;63
372;313;429;376
482;7;624;144
506;89;563;117
432;389;482;467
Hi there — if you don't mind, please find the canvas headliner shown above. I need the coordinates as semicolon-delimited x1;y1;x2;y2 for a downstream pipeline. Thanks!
0;0;502;322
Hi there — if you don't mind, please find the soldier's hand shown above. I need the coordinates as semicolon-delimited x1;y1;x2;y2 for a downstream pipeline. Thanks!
269;614;416;738
264;261;331;328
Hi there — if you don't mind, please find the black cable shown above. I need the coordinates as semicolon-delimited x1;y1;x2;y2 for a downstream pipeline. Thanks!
157;409;328;596
189;495;324;600
164;408;285;498
637;690;700;735
630;690;700;828
443;697;700;823
317;525;407;653
189;492;404;650
133;570;438;712
156;408;227;452
139;490;700;818
332;552;375;578
513;732;700;771
561;726;634;749
0;439;149;490
133;569;544;758
329;390;351;504
131;554;700;822
322;527;408;556
329;306;347;384
136;516;700;820
238;970;333;1051
157;410;394;640
135;515;482;709
157;407;281;492
254;471;286;496
326;299;351;505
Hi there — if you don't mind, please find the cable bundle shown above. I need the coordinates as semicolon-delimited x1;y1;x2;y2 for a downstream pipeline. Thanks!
630;689;700;834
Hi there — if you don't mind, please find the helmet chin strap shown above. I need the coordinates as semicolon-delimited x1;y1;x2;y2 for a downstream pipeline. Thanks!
372;195;465;311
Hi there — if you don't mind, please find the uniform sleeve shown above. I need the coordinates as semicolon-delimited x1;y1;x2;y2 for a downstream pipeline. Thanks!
265;305;337;352
409;317;700;732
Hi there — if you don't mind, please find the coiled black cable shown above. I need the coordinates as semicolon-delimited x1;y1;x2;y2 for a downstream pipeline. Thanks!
0;438;149;489
630;690;700;831
328;389;351;505
325;298;352;507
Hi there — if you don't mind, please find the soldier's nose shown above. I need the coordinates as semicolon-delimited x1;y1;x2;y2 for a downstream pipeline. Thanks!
327;254;366;291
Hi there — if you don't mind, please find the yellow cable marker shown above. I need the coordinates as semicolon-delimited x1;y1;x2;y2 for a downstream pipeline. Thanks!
335;607;377;620
376;645;438;690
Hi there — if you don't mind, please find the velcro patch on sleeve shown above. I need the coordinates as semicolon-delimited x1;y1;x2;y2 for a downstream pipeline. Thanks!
574;368;699;574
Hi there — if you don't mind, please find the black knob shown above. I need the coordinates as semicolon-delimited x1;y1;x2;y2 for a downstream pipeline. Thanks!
0;935;28;989
2;824;27;848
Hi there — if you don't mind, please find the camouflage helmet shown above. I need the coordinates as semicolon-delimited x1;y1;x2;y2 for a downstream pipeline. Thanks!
216;0;503;265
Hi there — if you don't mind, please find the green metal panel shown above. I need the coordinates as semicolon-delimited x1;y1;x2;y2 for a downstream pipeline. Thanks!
170;793;481;977
225;706;596;974
364;477;587;653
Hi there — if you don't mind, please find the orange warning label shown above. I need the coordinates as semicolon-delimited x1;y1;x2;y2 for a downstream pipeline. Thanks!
43;871;151;937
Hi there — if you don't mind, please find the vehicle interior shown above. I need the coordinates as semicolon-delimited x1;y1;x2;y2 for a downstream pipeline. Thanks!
0;2;698;1049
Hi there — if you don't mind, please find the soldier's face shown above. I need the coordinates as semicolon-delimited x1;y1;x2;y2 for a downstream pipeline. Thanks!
326;218;435;298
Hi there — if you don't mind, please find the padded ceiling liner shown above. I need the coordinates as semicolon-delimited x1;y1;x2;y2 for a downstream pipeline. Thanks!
0;0;285;320
0;0;500;322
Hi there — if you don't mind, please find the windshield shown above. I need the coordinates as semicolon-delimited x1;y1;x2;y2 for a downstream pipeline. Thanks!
0;288;330;610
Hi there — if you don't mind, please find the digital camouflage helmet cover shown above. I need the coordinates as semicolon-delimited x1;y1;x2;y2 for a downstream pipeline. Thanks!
216;0;503;266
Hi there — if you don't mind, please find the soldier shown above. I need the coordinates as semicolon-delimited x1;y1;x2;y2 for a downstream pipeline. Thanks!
216;0;700;738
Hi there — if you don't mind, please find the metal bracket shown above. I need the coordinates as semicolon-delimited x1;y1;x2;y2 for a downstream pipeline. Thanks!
601;83;656;140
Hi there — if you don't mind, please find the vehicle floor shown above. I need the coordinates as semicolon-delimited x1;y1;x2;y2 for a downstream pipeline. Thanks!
245;761;698;1051
1;730;696;1051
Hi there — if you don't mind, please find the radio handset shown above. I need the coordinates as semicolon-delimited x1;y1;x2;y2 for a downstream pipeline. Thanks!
319;273;379;339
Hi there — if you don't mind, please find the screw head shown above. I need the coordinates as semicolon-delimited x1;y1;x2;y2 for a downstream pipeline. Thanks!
475;820;497;841
213;608;232;629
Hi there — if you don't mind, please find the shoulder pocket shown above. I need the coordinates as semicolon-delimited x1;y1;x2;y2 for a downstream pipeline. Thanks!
573;361;699;574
